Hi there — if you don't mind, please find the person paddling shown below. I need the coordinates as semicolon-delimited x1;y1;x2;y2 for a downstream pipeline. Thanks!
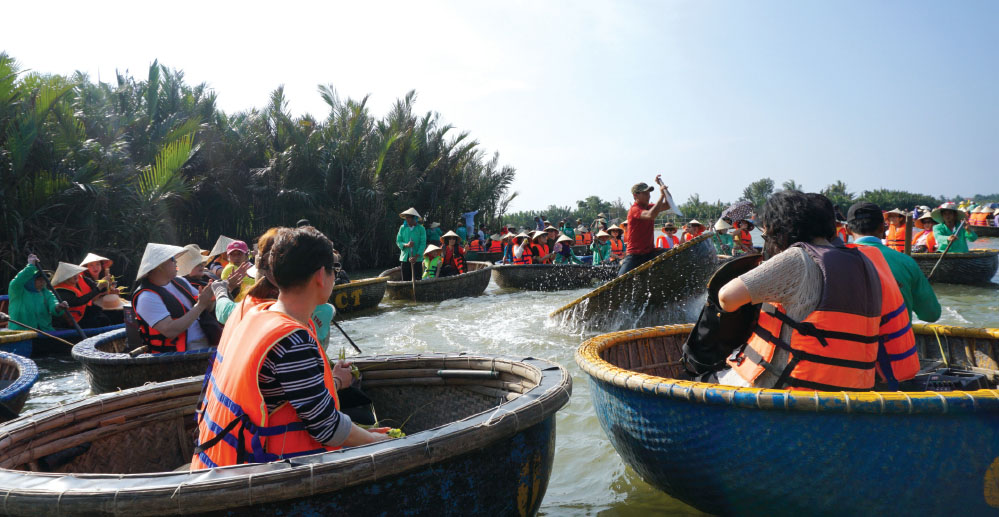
6;254;69;333
591;230;615;265
931;202;977;253
553;234;583;264
191;227;390;470
397;208;427;281
617;177;673;275
710;219;734;255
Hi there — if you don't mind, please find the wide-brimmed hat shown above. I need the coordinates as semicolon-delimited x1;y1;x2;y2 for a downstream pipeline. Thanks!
556;234;573;244
176;244;209;277
714;219;732;231
597;213;607;218
423;244;442;255
885;208;907;218
399;207;421;219
596;230;610;239
489;233;502;241
501;233;514;240
515;232;530;240
663;222;676;231
914;211;936;230
544;225;558;232
930;202;966;224
136;243;187;281
441;230;460;241
620;220;629;227
209;235;236;259
688;220;703;227
51;262;87;286
607;225;623;234
79;253;112;268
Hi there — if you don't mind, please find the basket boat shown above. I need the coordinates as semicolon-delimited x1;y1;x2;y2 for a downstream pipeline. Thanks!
550;234;718;332
571;245;590;256
575;323;999;516
0;330;35;358
328;277;387;317
465;250;504;263
911;250;998;284
71;329;213;394
380;261;492;302
0;352;37;422
0;353;571;516
970;224;999;238
0;296;123;356
491;264;616;291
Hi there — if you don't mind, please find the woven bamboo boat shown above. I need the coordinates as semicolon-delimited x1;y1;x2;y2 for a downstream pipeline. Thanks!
550;234;718;332
465;250;504;263
576;323;999;516
380;261;492;302
0;353;571;516
71;329;214;394
970;224;999;238
0;330;35;358
492;264;616;291
0;352;37;422
911;250;999;284
328;277;387;317
31;324;126;356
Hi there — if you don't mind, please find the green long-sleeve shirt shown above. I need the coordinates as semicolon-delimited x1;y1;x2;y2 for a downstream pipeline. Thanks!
396;222;427;262
711;232;734;255
7;264;64;331
932;223;977;253
560;226;576;241
855;237;941;323
591;240;613;265
427;227;443;243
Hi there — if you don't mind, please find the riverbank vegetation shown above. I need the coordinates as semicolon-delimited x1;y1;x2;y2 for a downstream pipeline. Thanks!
0;53;515;286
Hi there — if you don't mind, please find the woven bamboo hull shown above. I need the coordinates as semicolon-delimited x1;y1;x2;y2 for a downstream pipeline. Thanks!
328;277;387;317
465;250;504;263
970;225;999;238
71;329;213;394
0;353;571;516
550;234;718;332
576;323;999;516
30;324;125;356
911;250;999;284
492;264;616;291
0;330;34;358
380;261;492;302
0;352;37;421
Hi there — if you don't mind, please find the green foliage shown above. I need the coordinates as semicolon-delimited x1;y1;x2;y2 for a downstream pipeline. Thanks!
739;178;774;212
781;179;803;191
0;54;516;285
503;195;627;230
855;189;942;213
677;194;727;222
820;180;855;216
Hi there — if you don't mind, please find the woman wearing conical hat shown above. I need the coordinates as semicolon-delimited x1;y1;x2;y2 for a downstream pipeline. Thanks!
930;202;977;253
422;245;443;279
606;225;626;260
553;234;583;264
53;257;111;329
396;208;427;281
590;230;615;265
439;230;467;276
710;219;734;255
910;211;938;253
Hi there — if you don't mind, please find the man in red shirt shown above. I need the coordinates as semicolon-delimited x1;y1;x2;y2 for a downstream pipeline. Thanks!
619;175;672;275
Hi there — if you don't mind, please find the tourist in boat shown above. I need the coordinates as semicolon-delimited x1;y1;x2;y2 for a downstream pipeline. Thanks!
530;230;555;264
713;191;916;391
440;230;467;276
732;219;756;254
553;234;583;264
849;202;940;323
656;223;680;249
619;220;629;242
710;219;734;255
497;233;515;264
606;225;626;261
681;220;705;242
133;243;215;352
560;220;576;242
931;202;977;253
52;260;112;329
80;252;121;312
220;240;254;302
512;232;534;265
176;245;210;288
6;254;69;332
487;233;504;254
427;222;443;246
191;227;391;470
883;208;907;252
466;230;485;252
422;244;443;279
397;208;427;281
591;230;616;265
911;212;938;253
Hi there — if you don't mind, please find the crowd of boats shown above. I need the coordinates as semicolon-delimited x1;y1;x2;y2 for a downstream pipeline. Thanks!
0;198;996;515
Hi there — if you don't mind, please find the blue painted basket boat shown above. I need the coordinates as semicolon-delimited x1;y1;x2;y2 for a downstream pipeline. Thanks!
0;353;571;516
71;329;215;394
0;330;35;358
0;352;38;422
576;323;999;516
31;324;125;356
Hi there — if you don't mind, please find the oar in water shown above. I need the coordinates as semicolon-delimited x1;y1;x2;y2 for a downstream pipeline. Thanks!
0;316;76;348
31;255;87;340
928;220;966;281
331;319;362;354
410;261;417;301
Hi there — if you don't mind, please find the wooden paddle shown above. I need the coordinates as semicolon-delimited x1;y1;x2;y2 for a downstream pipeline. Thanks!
1;316;76;347
410;261;417;301
331;319;362;354
928;220;966;281
32;254;87;340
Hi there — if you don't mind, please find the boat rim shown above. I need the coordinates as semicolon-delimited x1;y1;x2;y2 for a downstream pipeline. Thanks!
378;261;492;287
0;352;37;403
0;353;570;491
329;276;388;290
575;323;999;415
910;249;999;258
71;328;214;364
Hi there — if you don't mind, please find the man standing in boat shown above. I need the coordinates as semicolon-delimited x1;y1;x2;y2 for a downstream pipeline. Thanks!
618;176;672;275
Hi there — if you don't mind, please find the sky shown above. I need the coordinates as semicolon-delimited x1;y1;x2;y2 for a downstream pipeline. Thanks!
3;0;996;212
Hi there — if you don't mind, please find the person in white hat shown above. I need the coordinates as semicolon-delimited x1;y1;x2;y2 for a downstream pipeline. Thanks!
5;254;69;332
79;253;116;291
910;211;938;252
52;260;111;329
176;244;211;289
440;230;468;275
606;225;626;261
132;243;216;352
710;219;734;255
510;232;533;265
422;244;443;279
397;208;427;281
883;208;908;252
930;202;977;253
590;230;615;265
497;232;515;264
682;220;705;242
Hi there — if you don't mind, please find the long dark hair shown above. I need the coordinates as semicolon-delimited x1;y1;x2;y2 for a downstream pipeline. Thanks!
758;191;836;258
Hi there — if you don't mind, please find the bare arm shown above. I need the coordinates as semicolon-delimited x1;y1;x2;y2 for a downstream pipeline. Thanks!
639;182;671;220
718;278;752;312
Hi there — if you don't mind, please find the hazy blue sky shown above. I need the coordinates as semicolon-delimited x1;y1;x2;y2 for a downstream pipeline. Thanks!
3;1;995;211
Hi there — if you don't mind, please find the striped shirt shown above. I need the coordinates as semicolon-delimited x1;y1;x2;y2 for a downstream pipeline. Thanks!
258;329;351;446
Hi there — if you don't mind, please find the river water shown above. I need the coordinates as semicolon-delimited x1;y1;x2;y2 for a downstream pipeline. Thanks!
23;237;999;516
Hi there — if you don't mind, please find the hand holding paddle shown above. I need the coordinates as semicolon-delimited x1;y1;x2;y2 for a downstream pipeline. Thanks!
30;252;87;340
928;220;965;281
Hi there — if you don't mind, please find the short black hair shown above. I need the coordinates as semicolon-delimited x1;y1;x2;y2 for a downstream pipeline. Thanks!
758;191;836;258
270;227;336;289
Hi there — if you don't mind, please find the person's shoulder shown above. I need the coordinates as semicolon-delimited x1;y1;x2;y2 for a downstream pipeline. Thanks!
172;276;197;294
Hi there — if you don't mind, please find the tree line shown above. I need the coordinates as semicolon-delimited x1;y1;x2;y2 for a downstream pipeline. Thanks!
0;53;515;286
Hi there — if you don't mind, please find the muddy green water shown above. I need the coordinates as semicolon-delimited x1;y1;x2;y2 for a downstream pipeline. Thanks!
24;238;999;516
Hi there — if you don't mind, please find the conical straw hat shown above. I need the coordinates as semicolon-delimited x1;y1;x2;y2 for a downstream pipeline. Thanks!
930;202;966;225
400;207;421;219
714;219;732;231
79;253;112;268
51;262;87;286
136;243;187;281
441;230;460;239
688;219;703;226
596;230;610;238
515;232;530;239
423;244;442;255
556;234;573;243
176;244;207;277
209;235;236;259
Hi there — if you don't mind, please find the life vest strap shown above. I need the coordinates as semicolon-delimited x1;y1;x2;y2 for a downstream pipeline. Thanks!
752;323;877;371
764;306;879;346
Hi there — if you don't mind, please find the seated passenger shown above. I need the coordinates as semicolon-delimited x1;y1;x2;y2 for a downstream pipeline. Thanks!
553;234;583;264
910;211;938;253
656;223;679;249
132;243;214;352
711;220;734;255
530;230;554;264
220;240;255;302
177;245;211;288
733;219;756;253
191;227;391;470
606;225;626;260
440;231;467;276
682;220;705;241
512;233;533;265
6;254;68;331
883;208;907;252
590;230;615;265
53;260;111;329
422;245;443;279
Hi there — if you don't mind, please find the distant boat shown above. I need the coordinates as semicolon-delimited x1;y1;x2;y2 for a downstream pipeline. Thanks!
328;277;387;317
380;261;492;302
911;250;998;284
492;263;616;291
969;224;999;238
0;352;37;422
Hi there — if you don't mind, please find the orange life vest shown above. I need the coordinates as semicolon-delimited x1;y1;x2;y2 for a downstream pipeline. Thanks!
131;279;196;353
531;243;551;264
443;247;467;274
885;224;906;252
656;233;679;249
467;239;483;252
609;238;625;256
56;275;95;322
583;232;593;245
853;245;919;386
911;229;937;252
728;243;882;391
488;239;503;253
512;244;532;265
575;233;585;245
836;227;849;243
191;302;339;469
